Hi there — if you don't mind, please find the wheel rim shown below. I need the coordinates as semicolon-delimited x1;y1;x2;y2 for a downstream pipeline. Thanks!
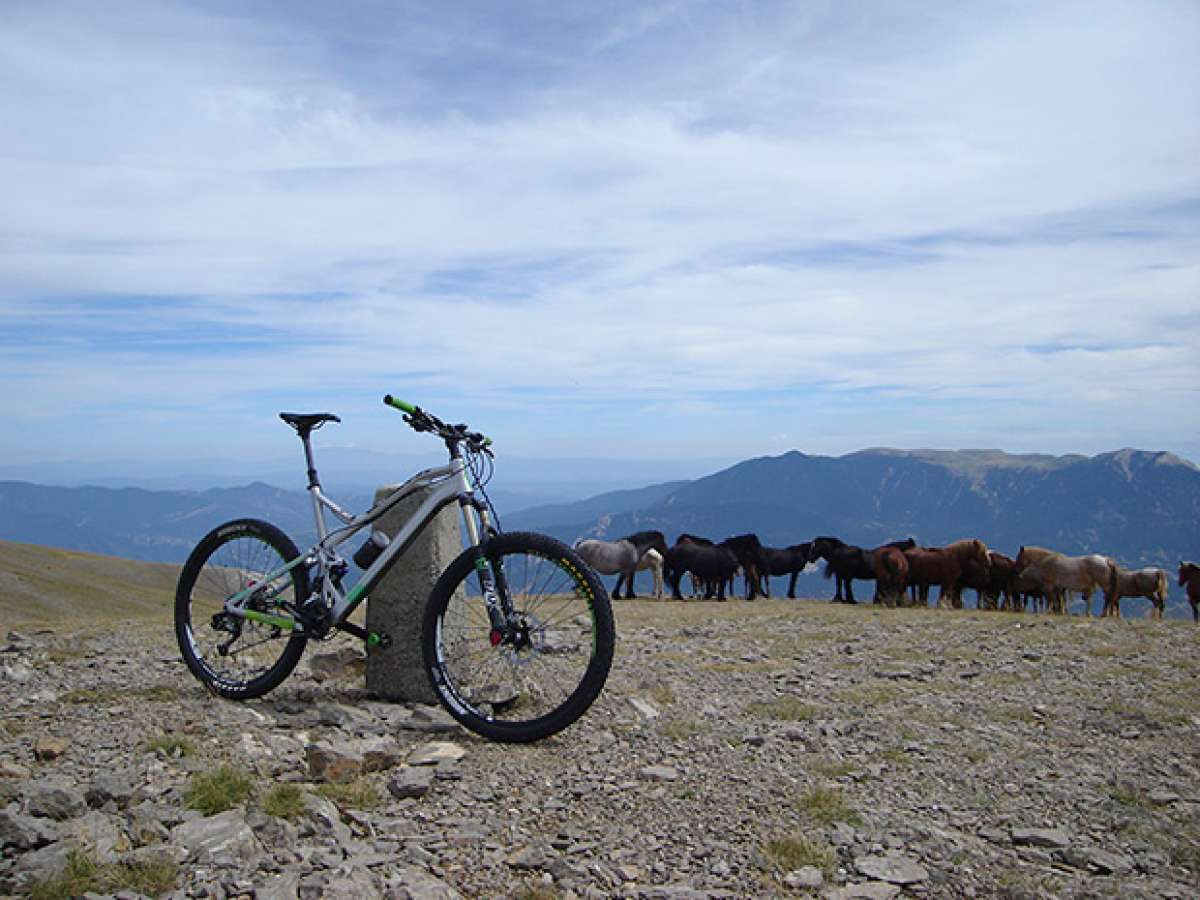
183;535;299;688
434;551;600;727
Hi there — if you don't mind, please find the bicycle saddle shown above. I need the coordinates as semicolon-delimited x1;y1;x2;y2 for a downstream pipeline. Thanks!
279;412;341;434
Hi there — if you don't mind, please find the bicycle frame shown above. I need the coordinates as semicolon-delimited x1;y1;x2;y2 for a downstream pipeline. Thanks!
224;451;490;634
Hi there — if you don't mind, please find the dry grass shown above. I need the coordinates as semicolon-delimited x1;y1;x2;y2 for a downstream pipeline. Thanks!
0;540;178;630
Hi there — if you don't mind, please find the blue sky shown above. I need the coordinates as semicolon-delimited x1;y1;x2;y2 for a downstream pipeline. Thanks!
2;0;1198;478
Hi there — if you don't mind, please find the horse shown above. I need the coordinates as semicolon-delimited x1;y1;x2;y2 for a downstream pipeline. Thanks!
757;542;812;599
1178;562;1200;622
809;536;874;603
1109;566;1169;619
612;531;668;599
872;545;909;607
674;534;734;598
810;536;914;604
721;534;768;600
1013;546;1118;616
574;530;666;599
631;548;665;601
984;551;1018;611
1012;565;1048;613
664;538;739;601
904;539;990;609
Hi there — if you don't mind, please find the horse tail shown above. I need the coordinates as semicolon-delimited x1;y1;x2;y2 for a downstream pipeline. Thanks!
1155;568;1168;605
822;560;834;581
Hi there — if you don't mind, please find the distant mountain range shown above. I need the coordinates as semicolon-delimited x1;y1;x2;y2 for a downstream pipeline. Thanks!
2;447;1198;616
506;447;1200;616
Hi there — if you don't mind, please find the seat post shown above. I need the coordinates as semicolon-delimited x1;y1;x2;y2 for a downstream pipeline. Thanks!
298;430;321;490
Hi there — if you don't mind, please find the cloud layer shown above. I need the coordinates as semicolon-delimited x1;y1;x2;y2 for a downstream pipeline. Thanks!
2;1;1198;467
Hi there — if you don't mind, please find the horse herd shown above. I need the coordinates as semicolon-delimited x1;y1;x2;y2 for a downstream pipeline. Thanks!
573;531;1200;622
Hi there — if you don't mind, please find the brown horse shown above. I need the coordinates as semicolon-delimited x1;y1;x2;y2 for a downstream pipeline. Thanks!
1108;567;1169;619
1014;546;1117;616
1179;562;1200;622
904;539;990;609
872;545;909;606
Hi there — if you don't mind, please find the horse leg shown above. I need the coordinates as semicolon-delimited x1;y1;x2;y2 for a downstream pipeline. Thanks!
624;567;638;600
845;578;856;604
787;571;798;599
670;570;684;601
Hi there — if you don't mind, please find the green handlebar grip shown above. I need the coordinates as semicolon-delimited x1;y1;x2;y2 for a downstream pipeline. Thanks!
383;394;417;414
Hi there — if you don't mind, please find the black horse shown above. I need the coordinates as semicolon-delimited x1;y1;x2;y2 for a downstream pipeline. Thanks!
664;538;739;601
612;530;669;599
721;533;769;600
757;542;813;598
810;536;915;603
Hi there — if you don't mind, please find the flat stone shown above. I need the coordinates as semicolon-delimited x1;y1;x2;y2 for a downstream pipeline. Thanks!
388;767;434;800
1012;827;1071;849
309;647;366;682
408;741;466;767
0;759;31;779
24;778;88;820
256;871;301;900
1064;845;1134;875
33;736;70;761
390;864;465;899
306;740;363;784
1148;788;1180;805
784;865;824;888
360;736;403;772
0;807;59;850
855;852;929;885
640;765;679;782
86;771;139;808
172;808;263;866
629;697;660;719
825;883;902;900
406;705;462;734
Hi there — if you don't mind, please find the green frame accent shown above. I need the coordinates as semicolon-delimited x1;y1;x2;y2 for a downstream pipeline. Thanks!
243;609;298;631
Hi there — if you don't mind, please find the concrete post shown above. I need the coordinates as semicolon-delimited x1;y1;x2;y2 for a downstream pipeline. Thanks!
364;485;462;703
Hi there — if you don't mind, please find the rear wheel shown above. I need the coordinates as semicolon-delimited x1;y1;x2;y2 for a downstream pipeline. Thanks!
422;531;614;743
175;518;310;699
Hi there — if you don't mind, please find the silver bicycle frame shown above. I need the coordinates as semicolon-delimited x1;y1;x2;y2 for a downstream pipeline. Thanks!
224;452;488;630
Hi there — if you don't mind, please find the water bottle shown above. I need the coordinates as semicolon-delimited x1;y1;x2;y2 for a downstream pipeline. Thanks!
353;531;390;569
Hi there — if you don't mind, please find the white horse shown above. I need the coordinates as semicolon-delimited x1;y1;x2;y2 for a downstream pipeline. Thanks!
633;547;664;601
573;538;664;600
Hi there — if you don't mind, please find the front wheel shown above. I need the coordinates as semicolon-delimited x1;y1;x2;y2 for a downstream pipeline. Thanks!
422;531;614;743
175;518;310;699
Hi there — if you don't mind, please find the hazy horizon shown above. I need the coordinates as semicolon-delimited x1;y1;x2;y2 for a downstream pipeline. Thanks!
3;1;1198;468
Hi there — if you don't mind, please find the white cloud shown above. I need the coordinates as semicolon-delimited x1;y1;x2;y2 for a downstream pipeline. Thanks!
0;0;1198;466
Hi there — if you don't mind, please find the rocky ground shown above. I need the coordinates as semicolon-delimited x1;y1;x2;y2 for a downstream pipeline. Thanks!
2;598;1199;899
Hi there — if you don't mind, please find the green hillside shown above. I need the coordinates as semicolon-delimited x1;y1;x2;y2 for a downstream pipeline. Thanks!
0;540;179;629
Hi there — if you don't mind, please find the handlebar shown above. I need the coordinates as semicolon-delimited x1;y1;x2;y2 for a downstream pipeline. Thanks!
383;394;493;453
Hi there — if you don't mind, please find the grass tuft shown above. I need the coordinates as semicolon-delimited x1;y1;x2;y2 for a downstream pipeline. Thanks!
660;718;701;741
316;777;380;810
746;695;815;721
763;832;836;874
184;764;254;815
795;785;860;826
28;848;176;900
143;734;194;758
60;688;121;705
262;783;307;819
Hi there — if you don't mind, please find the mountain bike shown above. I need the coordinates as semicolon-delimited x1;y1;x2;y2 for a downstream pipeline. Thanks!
174;395;615;743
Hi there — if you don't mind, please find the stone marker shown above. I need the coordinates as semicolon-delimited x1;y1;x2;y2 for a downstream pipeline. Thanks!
364;484;462;703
